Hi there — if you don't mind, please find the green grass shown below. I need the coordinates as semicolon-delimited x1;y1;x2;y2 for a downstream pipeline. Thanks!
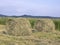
53;19;60;31
0;17;7;25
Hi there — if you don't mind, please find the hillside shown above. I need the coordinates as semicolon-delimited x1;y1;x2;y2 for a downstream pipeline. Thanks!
0;14;60;19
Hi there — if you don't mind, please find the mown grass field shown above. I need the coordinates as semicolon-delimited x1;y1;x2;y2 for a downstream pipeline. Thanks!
0;17;60;31
0;17;60;45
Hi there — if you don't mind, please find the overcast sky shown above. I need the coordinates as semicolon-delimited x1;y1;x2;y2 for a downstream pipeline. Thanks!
0;0;60;17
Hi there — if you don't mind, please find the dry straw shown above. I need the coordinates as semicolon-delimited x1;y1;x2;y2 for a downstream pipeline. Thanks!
34;19;55;32
6;18;32;36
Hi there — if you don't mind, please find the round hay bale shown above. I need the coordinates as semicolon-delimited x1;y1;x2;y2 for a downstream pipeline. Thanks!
34;19;55;32
6;18;32;36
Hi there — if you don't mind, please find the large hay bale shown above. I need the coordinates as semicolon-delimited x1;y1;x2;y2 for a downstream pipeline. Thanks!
34;19;55;32
6;18;32;36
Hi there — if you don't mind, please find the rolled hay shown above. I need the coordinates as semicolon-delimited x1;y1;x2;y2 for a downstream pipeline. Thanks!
34;19;55;32
6;18;32;36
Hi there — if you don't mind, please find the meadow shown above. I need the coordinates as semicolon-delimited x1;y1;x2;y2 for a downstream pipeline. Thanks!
0;17;60;45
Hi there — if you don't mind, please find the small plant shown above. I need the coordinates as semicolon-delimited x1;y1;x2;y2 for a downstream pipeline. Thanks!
29;19;36;28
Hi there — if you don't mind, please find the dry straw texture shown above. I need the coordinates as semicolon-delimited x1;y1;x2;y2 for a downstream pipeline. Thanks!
34;19;55;32
6;18;32;36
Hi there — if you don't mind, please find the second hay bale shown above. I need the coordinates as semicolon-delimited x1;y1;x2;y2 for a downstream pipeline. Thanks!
34;19;55;32
6;18;32;36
